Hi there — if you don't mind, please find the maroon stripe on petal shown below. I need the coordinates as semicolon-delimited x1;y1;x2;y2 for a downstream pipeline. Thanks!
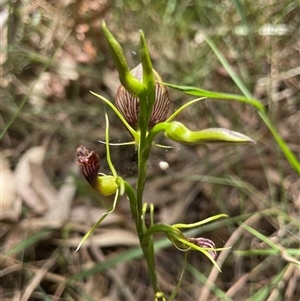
188;237;217;259
115;64;170;129
76;145;100;185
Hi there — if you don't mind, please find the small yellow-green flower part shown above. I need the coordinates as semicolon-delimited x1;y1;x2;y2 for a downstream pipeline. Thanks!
98;175;119;196
76;145;119;196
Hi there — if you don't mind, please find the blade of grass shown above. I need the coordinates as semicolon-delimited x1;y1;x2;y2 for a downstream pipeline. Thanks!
187;262;234;301
168;253;187;301
258;110;300;174
240;223;300;265
235;249;300;256
5;229;53;256
0;29;72;140
165;36;300;174
232;0;260;72
245;264;289;301
240;223;283;252
204;36;252;99
204;36;300;174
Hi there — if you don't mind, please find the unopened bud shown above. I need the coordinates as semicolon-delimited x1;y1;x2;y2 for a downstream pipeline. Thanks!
165;121;255;145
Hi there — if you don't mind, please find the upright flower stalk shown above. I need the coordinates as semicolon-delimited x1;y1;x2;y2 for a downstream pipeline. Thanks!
76;21;256;299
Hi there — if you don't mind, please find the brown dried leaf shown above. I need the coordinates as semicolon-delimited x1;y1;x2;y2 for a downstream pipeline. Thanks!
70;205;124;226
44;163;79;225
0;154;21;222
60;229;139;248
30;162;58;209
15;146;48;214
0;8;8;66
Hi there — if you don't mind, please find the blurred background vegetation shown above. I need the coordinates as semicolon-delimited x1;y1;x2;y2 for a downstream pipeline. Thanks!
1;0;299;300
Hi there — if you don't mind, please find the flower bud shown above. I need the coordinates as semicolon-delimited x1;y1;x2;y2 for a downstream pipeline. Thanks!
116;64;170;129
102;22;143;96
165;121;255;145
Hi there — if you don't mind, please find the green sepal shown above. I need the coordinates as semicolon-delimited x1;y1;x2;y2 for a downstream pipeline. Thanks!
173;213;228;229
90;91;139;142
140;31;155;104
138;31;156;132
165;121;256;145
75;188;120;252
161;82;265;111
102;21;143;97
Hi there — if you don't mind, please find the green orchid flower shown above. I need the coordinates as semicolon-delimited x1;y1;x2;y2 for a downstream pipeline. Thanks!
142;211;229;272
75;114;127;251
76;23;258;298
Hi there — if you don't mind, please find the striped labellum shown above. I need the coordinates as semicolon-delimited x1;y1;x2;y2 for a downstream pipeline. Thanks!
76;145;100;186
115;63;170;129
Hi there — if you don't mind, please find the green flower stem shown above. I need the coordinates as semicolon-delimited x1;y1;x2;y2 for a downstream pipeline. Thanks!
123;181;138;222
102;24;160;292
143;223;175;242
142;235;159;292
142;223;193;253
147;123;170;144
124;179;159;293
136;127;159;292
135;36;160;291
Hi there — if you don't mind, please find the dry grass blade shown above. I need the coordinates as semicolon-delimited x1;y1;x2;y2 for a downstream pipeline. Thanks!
20;252;59;301
199;212;267;301
90;245;137;301
14;145;48;214
44;163;79;225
